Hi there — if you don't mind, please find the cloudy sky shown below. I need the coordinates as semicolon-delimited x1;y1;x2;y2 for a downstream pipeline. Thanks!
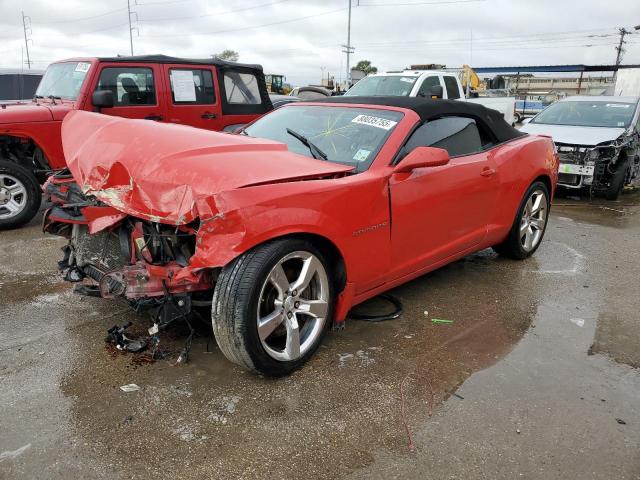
1;0;639;85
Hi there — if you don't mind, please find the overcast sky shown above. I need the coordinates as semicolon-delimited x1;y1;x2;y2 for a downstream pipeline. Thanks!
1;0;639;85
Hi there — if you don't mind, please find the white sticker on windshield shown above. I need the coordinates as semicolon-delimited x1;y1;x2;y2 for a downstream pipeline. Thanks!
618;122;625;126
75;62;91;73
353;149;371;162
351;114;398;130
400;77;415;83
606;103;630;108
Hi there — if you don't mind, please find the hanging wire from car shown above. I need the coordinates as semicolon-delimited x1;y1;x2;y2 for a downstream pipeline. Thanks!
348;293;403;322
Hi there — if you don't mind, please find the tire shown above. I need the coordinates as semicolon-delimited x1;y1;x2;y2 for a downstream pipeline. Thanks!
0;160;42;230
493;181;550;260
514;112;523;124
212;238;334;376
604;158;630;201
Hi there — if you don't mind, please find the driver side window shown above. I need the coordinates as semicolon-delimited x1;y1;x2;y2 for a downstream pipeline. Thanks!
96;67;156;106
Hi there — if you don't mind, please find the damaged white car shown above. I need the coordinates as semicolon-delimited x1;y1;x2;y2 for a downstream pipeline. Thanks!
522;96;640;199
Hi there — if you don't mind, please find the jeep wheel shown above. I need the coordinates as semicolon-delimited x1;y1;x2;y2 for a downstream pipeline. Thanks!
212;238;334;376
493;181;550;259
0;160;42;230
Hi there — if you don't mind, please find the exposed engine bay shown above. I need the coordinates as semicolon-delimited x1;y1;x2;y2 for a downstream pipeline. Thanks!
44;171;216;342
556;135;640;196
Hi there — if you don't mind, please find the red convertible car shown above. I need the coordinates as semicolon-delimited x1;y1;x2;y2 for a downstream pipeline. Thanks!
44;97;558;376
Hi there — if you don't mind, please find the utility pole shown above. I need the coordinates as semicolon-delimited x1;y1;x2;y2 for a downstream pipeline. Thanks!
615;27;629;66
21;11;31;70
127;0;138;56
613;25;640;82
341;0;356;87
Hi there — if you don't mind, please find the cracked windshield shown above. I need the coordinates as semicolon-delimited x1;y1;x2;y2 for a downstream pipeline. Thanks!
244;105;403;169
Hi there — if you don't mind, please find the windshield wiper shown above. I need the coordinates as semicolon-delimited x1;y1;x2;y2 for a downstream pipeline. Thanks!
286;128;328;161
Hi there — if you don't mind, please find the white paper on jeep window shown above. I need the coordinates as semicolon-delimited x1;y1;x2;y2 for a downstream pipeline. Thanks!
171;70;196;102
351;114;398;130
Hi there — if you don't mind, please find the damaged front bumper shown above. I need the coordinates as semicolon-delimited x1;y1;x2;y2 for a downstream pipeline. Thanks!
556;139;638;192
44;171;216;331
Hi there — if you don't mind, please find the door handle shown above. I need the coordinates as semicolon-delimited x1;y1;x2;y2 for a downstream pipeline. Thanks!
144;115;163;121
480;167;496;177
201;112;217;119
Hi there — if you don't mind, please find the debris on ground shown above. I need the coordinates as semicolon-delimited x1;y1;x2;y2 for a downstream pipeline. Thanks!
105;322;147;353
432;318;454;325
616;418;627;425
120;384;141;393
570;318;585;327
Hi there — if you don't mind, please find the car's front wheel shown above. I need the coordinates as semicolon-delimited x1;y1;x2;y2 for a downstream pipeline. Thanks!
604;156;631;201
493;181;550;259
212;238;334;376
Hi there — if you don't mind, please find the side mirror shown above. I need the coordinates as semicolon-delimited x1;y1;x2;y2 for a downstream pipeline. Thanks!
92;90;114;110
394;147;450;173
430;85;443;99
521;117;532;125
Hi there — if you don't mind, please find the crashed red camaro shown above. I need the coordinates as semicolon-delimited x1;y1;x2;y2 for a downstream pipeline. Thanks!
44;97;558;376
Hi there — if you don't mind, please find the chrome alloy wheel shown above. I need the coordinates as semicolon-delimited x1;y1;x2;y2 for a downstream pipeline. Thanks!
257;251;330;362
520;188;548;252
0;174;27;220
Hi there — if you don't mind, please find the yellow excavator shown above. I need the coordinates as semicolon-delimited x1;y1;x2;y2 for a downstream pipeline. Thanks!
459;64;486;95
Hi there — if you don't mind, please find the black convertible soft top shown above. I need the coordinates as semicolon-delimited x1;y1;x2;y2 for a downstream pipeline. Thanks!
318;96;525;143
97;54;264;71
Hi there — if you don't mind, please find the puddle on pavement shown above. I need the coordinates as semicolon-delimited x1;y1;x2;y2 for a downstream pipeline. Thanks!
552;190;640;228
60;248;540;479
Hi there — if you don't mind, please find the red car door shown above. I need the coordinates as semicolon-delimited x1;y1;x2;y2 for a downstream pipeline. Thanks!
91;63;167;121
388;117;498;279
161;64;223;131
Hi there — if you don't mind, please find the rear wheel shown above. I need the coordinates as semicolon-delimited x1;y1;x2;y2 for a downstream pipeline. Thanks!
0;160;42;230
212;238;334;376
493;181;550;259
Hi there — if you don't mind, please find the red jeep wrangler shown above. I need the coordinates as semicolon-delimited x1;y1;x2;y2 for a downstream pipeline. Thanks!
0;54;273;229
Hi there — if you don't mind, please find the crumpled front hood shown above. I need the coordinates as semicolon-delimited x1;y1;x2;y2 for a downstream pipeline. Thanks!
62;111;353;224
521;122;625;146
0;101;55;124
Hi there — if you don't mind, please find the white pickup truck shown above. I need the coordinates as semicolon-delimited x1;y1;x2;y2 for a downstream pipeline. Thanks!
344;69;517;125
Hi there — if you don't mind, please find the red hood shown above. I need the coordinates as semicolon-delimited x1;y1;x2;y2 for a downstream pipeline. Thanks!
0;100;74;124
62;111;353;224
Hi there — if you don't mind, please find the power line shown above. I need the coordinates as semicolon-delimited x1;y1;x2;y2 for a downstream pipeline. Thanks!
357;34;620;50
358;0;485;5
137;0;294;22
357;28;620;47
30;7;127;24
141;6;347;38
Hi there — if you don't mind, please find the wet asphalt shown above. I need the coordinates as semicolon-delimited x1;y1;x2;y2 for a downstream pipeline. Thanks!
1;191;639;480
